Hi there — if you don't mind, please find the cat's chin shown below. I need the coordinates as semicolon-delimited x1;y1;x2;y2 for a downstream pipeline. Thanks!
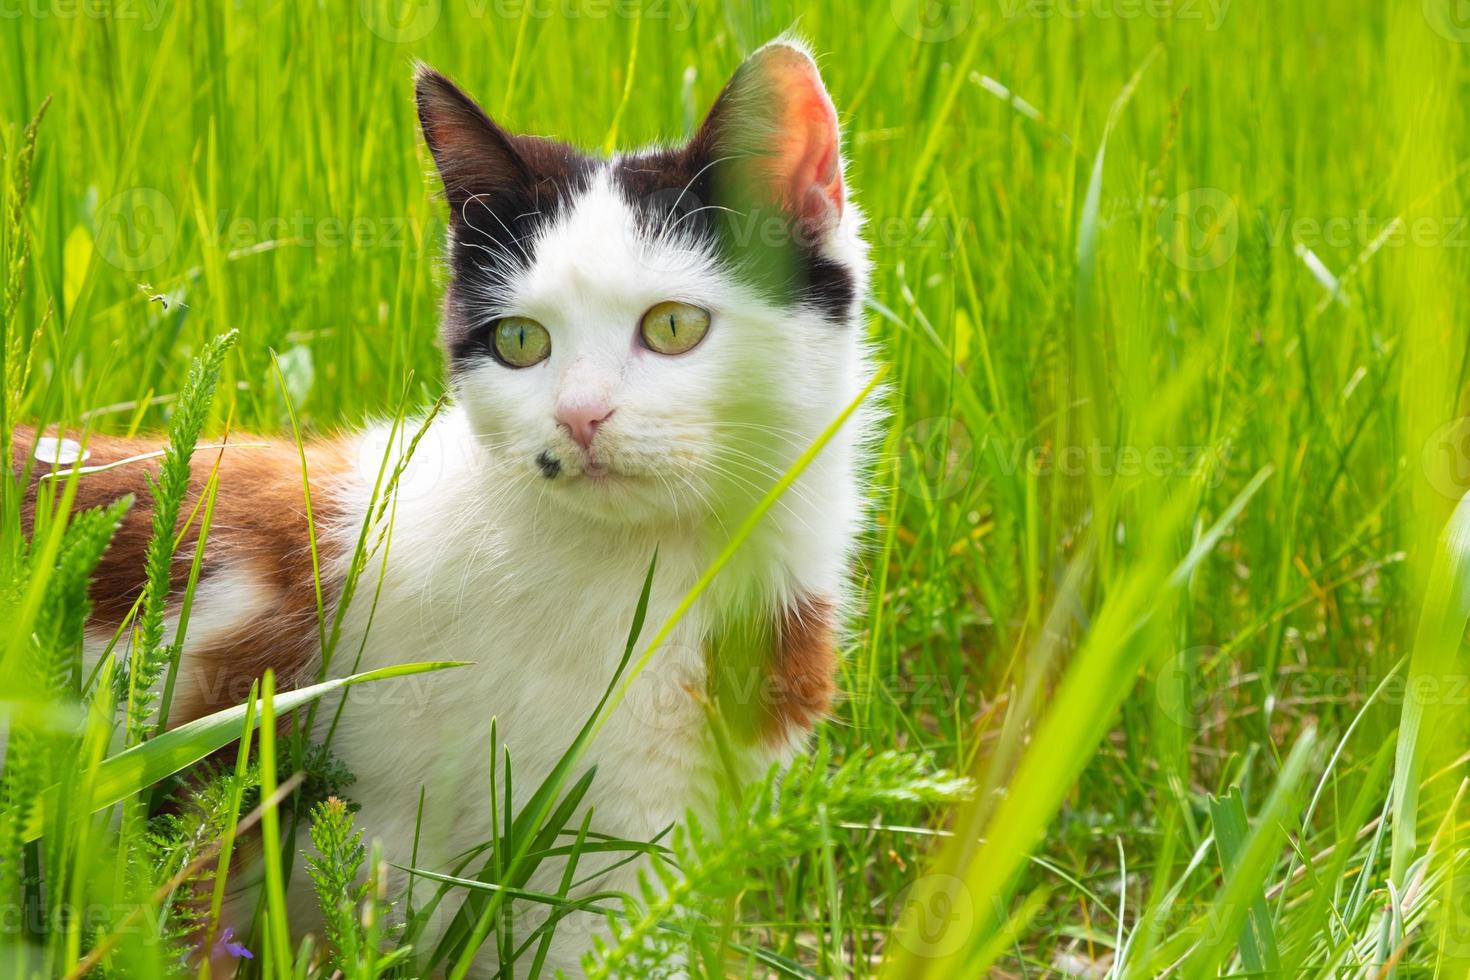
543;468;679;526
566;467;638;490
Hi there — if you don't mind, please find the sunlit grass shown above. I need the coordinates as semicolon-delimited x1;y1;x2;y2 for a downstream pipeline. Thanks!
4;0;1470;976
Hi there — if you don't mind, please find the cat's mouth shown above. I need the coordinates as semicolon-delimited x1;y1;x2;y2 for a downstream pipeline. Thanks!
577;459;646;485
535;448;646;485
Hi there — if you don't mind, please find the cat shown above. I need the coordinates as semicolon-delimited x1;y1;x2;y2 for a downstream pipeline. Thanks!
14;37;875;975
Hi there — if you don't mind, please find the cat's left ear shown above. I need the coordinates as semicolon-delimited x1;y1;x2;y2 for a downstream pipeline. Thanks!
694;40;845;240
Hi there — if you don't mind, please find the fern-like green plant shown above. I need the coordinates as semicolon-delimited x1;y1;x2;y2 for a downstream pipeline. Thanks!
122;328;238;745
35;499;134;698
0;496;131;951
584;746;969;978
1;95;50;497
144;760;261;962
308;796;367;967
306;796;410;977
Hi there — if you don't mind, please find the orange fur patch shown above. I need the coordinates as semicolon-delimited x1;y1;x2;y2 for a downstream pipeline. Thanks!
13;425;353;725
765;595;838;742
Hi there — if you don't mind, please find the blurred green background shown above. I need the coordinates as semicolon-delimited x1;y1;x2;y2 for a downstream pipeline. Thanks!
4;0;1470;974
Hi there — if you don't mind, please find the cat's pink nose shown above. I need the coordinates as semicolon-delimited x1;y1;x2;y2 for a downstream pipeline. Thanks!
556;402;614;450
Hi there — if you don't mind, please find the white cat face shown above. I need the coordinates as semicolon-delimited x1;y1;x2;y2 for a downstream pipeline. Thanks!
451;171;865;525
418;40;870;527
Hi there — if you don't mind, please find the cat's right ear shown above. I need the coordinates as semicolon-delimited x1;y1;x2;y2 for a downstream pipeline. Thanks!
415;65;531;220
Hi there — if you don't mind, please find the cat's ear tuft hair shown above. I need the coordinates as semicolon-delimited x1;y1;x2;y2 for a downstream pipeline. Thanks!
695;40;845;239
414;65;530;219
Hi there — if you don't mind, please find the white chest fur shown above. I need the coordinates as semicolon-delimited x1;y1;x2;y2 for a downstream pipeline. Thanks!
283;406;858;969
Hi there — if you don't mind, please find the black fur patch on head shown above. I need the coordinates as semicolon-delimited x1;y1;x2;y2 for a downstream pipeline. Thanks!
442;137;596;364
535;450;562;478
415;54;860;375
611;146;858;326
609;44;859;326
416;67;598;365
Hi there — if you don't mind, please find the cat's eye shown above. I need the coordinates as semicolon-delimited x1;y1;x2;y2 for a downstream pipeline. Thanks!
640;302;710;356
492;316;551;368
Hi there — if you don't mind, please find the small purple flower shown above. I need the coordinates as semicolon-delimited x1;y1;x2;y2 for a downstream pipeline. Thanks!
213;927;253;960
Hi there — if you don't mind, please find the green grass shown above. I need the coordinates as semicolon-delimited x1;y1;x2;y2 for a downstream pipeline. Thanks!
4;0;1470;976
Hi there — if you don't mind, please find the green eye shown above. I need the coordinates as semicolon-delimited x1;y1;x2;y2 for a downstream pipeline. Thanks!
492;316;551;368
640;301;710;355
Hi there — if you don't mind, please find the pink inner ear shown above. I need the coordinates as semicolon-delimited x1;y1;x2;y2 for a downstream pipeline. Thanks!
759;49;844;233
